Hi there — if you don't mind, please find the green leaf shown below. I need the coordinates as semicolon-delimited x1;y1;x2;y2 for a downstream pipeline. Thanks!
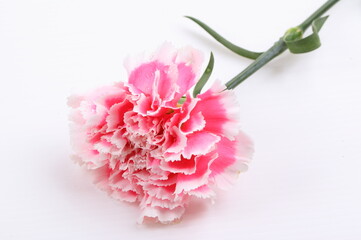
193;52;214;97
185;16;263;60
284;16;329;54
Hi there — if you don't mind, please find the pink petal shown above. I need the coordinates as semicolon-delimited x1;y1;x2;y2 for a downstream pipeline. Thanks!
152;42;177;65
175;63;196;96
128;61;158;95
160;155;196;175
194;81;240;140
111;190;138;202
175;46;203;80
175;152;217;194
67;94;84;108
210;134;252;177
133;93;152;116
182;132;220;159
164;126;187;154
106;99;133;131
187;185;215;199
210;133;253;189
110;129;127;151
138;206;185;224
180;111;205;134
128;61;177;103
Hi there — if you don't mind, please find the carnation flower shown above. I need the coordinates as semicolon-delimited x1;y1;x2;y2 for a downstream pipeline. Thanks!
68;43;253;224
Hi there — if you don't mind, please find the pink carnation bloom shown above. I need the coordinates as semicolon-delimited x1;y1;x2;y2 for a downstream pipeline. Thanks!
68;44;253;224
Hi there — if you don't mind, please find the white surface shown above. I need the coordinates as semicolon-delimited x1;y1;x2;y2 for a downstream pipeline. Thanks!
1;0;361;239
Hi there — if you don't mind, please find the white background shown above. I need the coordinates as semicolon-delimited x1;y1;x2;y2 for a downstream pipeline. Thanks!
1;0;361;239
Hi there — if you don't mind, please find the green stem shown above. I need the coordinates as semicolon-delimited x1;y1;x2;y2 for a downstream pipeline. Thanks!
226;39;287;89
299;0;340;31
225;0;340;90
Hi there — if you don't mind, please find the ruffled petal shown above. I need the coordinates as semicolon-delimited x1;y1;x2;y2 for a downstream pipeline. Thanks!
138;206;185;224
182;132;220;159
175;152;217;194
